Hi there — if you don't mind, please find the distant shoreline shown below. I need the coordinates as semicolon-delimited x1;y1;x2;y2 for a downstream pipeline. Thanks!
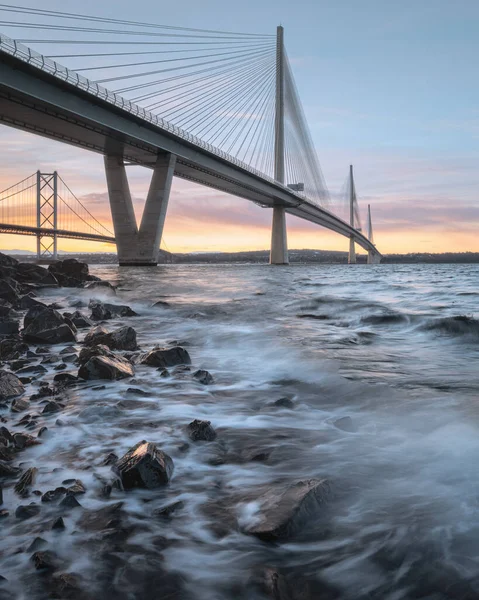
4;249;479;265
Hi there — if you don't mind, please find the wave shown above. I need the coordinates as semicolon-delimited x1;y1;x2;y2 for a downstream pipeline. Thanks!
421;315;479;338
360;312;410;326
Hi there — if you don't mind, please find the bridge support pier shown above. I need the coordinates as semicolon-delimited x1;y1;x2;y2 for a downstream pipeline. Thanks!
270;206;289;265
368;250;381;264
348;236;356;264
104;153;176;266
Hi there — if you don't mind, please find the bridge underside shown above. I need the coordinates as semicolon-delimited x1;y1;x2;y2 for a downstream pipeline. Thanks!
0;52;380;262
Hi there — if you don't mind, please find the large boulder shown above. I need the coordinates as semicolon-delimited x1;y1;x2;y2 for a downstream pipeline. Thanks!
48;259;90;287
113;441;174;489
14;263;58;286
0;252;18;268
245;479;331;542
83;325;137;351
63;311;92;329
18;294;47;310
0;337;29;360
0;279;20;305
78;355;134;380
0;370;25;401
77;343;113;366
140;346;191;368
0;299;12;318
90;301;137;321
84;280;116;295
187;419;217;442
22;306;76;345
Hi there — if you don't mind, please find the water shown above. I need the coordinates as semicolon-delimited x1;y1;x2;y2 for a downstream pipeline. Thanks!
2;263;479;599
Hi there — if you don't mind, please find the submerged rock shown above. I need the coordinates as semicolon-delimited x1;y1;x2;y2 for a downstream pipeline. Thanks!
78;355;134;380
245;479;331;541
16;503;41;520
0;370;25;401
333;416;357;433
0;460;20;478
113;441;174;489
14;467;38;497
90;301;138;321
187;419;217;442
140;346;191;368
193;369;214;385
85;280;116;294
22;307;76;345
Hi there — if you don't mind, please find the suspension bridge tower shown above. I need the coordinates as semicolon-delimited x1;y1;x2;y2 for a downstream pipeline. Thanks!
36;171;58;261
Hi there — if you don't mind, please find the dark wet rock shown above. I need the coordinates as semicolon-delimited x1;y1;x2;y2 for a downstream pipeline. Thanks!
114;441;174;489
10;358;34;371
83;325;138;351
0;460;19;478
63;311;92;329
0;509;9;518
103;452;118;466
0;486;2;505
271;397;295;409
0;299;12;319
249;567;293;600
14;467;37;497
78;355;134;380
52;516;65;531
30;384;54;400
141;346;191;369
16;503;41;520
54;362;67;371
0;252;18;268
22;306;76;345
0;337;29;361
37;426;48;438
126;387;150;397
11;397;30;412
85;280;116;294
53;372;78;384
187;419;217;442
18;295;47;310
13;432;40;450
66;480;86;495
48;258;90;287
27;537;48;553
159;368;170;378
0;319;20;335
0;370;24;401
193;369;214;385
15;364;47;376
153;500;184;519
90;301;138;321
59;492;82;508
78;501;125;533
0;280;20;305
42;401;63;414
15;263;58;286
42;487;67;503
0;426;13;446
245;479;331;541
152;300;171;308
333;416;357;433
77;343;111;366
31;550;58;571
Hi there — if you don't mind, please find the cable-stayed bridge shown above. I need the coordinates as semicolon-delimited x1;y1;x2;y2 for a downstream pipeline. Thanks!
0;5;381;265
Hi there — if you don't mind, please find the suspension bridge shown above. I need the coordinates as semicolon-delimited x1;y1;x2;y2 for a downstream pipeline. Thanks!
0;5;381;265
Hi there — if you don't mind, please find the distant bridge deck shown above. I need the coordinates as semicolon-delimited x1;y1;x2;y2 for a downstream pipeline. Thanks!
0;223;115;244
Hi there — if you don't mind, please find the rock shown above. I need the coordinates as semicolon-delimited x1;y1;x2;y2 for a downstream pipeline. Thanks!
0;319;19;335
140;346;191;369
22;307;76;345
13;432;40;450
78;355;134;380
272;397;295;409
48;258;90;287
0;370;25;401
0;280;20;305
15;364;47;375
38;426;48;438
0;426;13;446
59;492;82;508
333;416;357;433
66;479;86;495
83;325;137;351
250;567;293;600
14;467;37;497
14;263;58;286
18;295;47;310
187;419;217;442
54;363;67;371
113;441;174;489
193;369;214;385
11;397;30;412
31;550;58;571
52;516;65;530
78;501;125;532
77;343;112;366
84;280;116;294
0;337;29;360
0;299;12;319
153;500;184;519
0;460;20;478
126;388;150;397
27;537;48;553
16;503;41;520
53;372;78;384
0;486;2;505
42;401;63;414
151;300;170;308
90;301;138;321
42;487;67;503
245;479;331;541
0;252;18;267
64;311;92;329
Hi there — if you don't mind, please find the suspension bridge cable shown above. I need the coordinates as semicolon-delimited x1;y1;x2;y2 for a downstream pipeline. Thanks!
58;176;113;236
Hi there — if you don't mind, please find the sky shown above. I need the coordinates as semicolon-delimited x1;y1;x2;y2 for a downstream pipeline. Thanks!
0;0;478;255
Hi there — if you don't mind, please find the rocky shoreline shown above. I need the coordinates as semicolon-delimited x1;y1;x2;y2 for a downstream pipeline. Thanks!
0;252;334;600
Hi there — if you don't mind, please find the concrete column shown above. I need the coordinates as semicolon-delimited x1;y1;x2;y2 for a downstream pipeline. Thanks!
104;153;176;266
368;250;381;264
137;153;176;264
270;206;289;265
348;236;356;264
104;155;139;265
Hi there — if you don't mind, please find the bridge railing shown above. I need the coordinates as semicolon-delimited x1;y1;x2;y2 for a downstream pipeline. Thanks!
0;33;306;203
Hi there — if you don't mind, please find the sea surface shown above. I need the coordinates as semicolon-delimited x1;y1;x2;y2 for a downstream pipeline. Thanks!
2;262;479;599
